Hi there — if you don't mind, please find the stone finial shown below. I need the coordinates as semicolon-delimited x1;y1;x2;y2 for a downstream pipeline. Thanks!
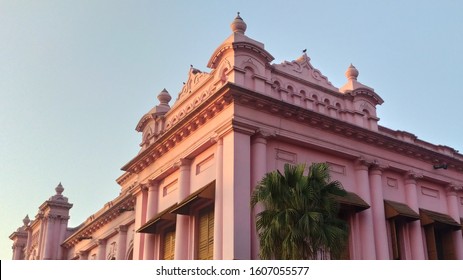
55;182;64;195
230;12;247;34
157;88;171;106
23;215;30;226
345;64;359;81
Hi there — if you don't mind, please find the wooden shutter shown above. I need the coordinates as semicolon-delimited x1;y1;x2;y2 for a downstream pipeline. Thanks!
162;229;175;260
424;226;437;260
442;231;456;260
198;207;214;260
389;220;401;260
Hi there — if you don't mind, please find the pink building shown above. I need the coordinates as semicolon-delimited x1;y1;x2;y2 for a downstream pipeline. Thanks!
10;14;463;260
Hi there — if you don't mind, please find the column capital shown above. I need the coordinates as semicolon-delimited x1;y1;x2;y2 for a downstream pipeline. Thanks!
209;133;222;144
404;170;423;184
131;183;148;196
146;179;159;189
174;158;192;168
96;239;107;246
354;156;372;170
115;225;129;234
253;129;275;140
370;160;389;174
446;183;463;196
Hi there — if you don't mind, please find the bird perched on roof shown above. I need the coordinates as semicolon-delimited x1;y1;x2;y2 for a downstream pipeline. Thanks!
302;49;307;53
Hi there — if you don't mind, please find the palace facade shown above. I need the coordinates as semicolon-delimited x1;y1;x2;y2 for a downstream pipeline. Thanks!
10;14;463;260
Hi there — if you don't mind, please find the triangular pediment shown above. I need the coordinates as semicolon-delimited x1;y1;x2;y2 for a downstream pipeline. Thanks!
272;53;338;91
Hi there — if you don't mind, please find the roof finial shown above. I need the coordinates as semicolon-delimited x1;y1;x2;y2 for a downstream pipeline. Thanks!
157;88;172;106
23;215;30;226
231;12;247;34
345;63;359;81
55;182;64;195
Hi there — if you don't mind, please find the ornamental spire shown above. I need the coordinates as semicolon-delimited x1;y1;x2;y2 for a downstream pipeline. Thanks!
230;12;247;34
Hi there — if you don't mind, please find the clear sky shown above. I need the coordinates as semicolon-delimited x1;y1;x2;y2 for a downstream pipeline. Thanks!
1;0;462;260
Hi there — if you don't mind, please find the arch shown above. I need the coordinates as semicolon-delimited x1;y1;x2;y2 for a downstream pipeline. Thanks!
126;244;134;260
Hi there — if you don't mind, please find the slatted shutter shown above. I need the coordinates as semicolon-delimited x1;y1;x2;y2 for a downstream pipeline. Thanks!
424;226;437;260
441;231;456;260
389;220;401;260
162;229;175;260
198;206;214;260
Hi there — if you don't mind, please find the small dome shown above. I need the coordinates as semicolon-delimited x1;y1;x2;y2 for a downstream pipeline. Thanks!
23;215;30;226
345;64;359;80
157;88;172;105
230;12;247;34
55;182;64;195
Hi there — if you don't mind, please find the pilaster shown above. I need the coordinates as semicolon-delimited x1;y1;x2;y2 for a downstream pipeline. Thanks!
404;171;425;259
144;180;159;260
354;157;376;259
174;158;192;260
369;162;389;259
446;184;463;259
116;225;129;260
212;136;224;260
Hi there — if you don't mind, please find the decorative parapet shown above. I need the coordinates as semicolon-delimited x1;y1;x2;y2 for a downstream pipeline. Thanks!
62;193;135;248
272;53;337;91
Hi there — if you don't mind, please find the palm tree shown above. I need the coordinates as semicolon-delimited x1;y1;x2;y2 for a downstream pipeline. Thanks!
251;162;348;260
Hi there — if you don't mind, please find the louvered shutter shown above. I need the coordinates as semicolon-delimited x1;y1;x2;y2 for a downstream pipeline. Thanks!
162;229;175;260
198;207;214;260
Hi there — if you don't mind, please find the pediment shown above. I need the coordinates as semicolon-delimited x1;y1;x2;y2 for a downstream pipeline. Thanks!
176;68;212;103
272;53;338;91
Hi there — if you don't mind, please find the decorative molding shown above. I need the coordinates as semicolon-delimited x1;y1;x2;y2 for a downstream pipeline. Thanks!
327;162;346;175
163;179;178;197
386;177;398;189
446;183;463;194
421;186;440;199
275;149;297;164
62;194;135;248
196;154;214;175
404;170;423;184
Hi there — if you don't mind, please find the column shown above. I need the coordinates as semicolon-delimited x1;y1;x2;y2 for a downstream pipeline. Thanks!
97;239;107;260
369;164;389;259
132;184;148;260
222;129;252;260
43;215;56;260
213;137;224;259
446;184;463;259
12;244;23;260
116;225;129;260
25;228;32;256
250;133;268;259
404;171;426;259
174;159;192;260
37;215;45;259
354;158;376;259
56;217;69;260
144;181;159;260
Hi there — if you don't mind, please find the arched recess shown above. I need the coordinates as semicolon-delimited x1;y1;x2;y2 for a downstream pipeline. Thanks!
244;66;255;90
126;241;134;260
362;109;371;129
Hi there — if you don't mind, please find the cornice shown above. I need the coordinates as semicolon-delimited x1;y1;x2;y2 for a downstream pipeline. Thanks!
228;83;463;172
121;84;234;174
62;193;135;248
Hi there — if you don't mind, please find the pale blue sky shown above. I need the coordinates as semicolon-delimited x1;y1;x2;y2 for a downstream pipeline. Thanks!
1;1;462;259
